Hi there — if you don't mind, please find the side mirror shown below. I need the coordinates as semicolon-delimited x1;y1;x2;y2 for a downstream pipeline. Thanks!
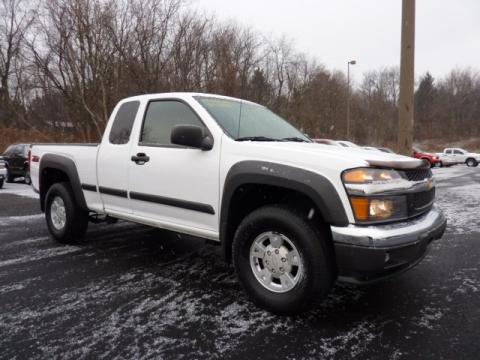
171;125;213;151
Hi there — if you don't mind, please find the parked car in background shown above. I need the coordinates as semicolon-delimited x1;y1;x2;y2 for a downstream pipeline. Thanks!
313;139;341;146
377;147;395;154
413;148;442;168
0;159;6;188
2;144;32;184
437;148;480;167
336;140;359;148
363;146;382;152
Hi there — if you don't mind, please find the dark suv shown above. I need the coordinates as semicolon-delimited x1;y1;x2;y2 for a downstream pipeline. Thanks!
2;144;31;184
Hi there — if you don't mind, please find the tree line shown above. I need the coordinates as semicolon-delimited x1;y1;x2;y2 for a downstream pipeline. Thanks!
0;0;479;147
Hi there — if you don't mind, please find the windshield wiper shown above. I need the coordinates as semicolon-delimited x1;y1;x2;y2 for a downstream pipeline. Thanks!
236;136;279;142
281;137;310;143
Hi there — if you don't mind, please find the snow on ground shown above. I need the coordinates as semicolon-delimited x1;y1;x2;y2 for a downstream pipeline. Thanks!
0;181;38;199
433;166;480;235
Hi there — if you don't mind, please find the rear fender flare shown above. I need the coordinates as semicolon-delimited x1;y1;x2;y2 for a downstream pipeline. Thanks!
39;154;88;212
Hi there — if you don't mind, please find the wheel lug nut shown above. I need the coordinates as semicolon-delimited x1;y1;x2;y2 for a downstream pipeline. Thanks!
275;249;279;254
279;267;284;272
267;251;271;255
281;258;286;262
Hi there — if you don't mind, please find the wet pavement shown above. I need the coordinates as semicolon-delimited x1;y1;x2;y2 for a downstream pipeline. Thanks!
0;167;479;359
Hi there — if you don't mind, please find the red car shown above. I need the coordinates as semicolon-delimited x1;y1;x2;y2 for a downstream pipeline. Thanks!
413;148;441;167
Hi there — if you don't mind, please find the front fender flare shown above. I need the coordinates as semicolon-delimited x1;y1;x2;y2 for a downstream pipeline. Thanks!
220;161;349;259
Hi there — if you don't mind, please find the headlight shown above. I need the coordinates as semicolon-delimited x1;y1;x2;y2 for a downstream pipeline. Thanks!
343;168;409;223
343;168;403;184
349;196;408;222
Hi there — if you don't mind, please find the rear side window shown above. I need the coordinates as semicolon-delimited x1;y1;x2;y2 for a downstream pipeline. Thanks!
109;101;140;144
140;100;205;146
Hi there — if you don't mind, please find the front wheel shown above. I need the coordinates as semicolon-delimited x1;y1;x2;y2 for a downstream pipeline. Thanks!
466;158;478;167
232;205;334;315
45;182;88;244
0;179;3;189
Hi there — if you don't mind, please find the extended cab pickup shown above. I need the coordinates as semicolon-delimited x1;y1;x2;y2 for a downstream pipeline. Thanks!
437;148;480;167
30;93;447;314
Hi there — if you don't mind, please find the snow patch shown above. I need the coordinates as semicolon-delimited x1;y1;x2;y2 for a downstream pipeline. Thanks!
0;182;39;198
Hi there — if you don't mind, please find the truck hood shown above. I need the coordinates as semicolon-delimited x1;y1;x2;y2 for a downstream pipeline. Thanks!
234;142;426;170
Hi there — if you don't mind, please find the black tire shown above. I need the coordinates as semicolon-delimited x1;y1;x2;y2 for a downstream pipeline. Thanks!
421;158;432;168
6;169;14;183
24;169;31;185
466;158;477;167
45;182;88;244
0;179;3;189
232;205;334;315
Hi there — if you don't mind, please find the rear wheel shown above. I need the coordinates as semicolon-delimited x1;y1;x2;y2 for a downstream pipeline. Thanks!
232;205;334;315
6;169;14;183
24;169;31;185
0;179;3;189
466;158;477;167
45;182;88;244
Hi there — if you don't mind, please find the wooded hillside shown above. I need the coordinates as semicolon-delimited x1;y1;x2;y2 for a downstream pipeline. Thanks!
0;0;479;151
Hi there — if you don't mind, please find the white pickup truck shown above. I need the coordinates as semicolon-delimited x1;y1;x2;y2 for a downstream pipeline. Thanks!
437;148;480;167
30;93;447;314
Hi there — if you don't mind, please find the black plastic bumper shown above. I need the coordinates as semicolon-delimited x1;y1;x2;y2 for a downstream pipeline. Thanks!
332;207;447;284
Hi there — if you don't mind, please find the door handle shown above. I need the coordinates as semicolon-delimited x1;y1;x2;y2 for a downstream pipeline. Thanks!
131;153;150;165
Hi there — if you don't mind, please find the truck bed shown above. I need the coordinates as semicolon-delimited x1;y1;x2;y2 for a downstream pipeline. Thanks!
30;143;103;212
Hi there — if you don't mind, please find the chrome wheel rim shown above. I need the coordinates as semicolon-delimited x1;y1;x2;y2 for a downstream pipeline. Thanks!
50;196;66;230
249;231;304;293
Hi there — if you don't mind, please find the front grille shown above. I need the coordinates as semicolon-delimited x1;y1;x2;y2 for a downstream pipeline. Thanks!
407;188;435;217
404;168;432;182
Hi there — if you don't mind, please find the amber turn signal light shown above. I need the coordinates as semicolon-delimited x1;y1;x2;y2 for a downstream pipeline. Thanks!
350;197;370;221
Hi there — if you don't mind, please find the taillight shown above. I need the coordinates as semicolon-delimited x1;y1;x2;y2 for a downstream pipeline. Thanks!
28;149;31;168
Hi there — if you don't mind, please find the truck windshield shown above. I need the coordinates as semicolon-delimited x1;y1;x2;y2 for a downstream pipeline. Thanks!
195;96;310;142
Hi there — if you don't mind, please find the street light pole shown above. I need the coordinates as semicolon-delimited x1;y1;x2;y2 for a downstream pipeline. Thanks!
346;60;356;139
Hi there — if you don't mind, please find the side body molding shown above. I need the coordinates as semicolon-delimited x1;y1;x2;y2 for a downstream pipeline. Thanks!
39;154;89;212
220;161;349;244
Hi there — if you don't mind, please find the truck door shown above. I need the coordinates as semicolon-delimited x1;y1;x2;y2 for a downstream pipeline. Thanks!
454;149;465;162
128;99;220;234
97;100;140;214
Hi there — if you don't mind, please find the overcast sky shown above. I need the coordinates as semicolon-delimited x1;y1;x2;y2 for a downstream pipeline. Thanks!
193;0;480;83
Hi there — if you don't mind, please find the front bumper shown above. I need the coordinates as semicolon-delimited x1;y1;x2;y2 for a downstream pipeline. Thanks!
331;206;446;283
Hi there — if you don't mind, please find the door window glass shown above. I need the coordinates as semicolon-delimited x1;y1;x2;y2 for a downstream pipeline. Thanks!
109;101;140;145
141;100;205;146
454;150;463;155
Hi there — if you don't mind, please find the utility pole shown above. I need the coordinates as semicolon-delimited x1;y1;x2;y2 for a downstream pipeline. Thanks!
398;0;415;155
346;60;356;139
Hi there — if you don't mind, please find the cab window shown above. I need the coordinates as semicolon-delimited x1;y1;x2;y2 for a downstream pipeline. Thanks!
140;100;206;146
109;101;140;145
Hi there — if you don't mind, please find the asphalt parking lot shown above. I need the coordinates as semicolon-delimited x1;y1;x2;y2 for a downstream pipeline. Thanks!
1;166;479;359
